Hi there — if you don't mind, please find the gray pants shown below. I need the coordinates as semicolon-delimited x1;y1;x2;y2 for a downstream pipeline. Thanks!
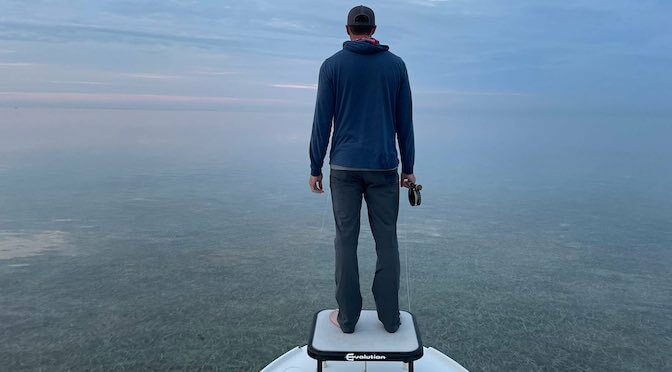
329;169;401;333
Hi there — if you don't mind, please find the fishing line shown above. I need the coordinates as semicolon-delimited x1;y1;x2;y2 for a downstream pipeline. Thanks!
319;188;330;234
403;181;422;313
402;202;412;313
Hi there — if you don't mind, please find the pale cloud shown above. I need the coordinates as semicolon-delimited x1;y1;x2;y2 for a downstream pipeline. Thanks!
0;20;244;51
0;62;38;67
48;80;108;86
271;83;318;90
261;17;304;31
404;0;461;7
416;90;530;97
119;73;183;80
192;69;237;76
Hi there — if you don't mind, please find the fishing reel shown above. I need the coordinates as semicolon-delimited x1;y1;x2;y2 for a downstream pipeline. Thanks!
407;182;422;206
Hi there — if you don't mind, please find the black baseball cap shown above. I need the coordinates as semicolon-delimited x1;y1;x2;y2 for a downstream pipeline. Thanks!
347;5;375;26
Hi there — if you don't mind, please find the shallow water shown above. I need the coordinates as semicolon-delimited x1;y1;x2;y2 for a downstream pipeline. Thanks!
1;108;670;371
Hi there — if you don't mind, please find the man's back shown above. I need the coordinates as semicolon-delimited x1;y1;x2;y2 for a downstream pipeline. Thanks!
309;39;414;177
307;5;414;335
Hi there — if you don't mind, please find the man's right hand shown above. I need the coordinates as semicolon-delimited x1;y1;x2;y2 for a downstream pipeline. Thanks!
400;173;416;188
309;174;324;193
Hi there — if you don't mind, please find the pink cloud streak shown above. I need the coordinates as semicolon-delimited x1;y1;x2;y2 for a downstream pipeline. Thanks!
0;91;285;105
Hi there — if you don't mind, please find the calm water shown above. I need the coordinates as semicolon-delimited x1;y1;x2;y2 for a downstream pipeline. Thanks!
1;108;670;371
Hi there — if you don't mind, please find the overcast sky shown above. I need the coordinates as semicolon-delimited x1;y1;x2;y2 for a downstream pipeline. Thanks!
0;0;670;113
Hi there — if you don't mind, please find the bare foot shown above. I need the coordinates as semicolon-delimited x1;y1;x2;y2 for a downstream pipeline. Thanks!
329;309;339;328
329;309;355;333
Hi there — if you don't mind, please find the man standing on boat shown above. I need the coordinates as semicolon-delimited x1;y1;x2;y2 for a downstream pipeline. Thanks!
308;5;415;334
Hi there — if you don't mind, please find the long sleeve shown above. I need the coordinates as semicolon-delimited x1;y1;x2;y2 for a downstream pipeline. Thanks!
309;61;335;177
396;61;415;175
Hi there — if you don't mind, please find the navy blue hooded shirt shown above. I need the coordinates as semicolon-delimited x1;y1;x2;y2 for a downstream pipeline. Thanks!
309;38;415;177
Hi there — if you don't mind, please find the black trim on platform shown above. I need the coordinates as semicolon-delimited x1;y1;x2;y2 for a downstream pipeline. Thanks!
306;308;424;364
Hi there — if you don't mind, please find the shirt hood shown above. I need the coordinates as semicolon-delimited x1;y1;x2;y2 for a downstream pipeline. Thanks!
343;38;390;54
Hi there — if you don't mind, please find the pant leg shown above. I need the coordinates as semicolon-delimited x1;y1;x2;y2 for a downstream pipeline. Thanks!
362;170;401;332
329;170;364;332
